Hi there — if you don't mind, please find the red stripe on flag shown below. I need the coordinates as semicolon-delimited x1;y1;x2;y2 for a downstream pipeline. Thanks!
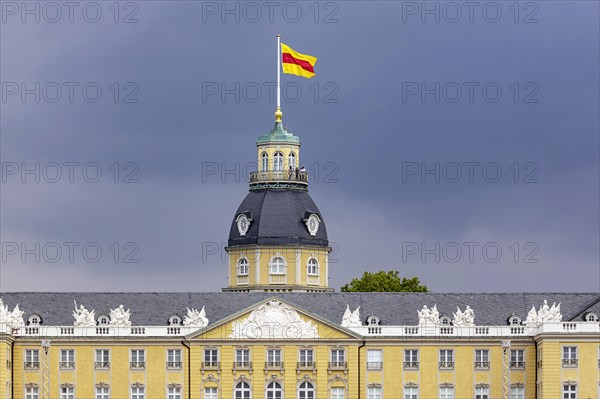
282;53;315;74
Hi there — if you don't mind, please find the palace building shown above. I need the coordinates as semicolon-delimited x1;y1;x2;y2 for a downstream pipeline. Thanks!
1;110;599;399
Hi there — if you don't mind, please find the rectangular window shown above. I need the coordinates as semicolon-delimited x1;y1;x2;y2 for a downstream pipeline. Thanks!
367;387;382;399
510;387;525;399
204;387;218;399
167;349;182;369
439;387;454;399
203;349;219;368
331;387;344;399
367;349;382;370
266;348;281;367
167;387;181;399
60;387;74;399
562;346;578;367
131;387;144;399
24;349;39;369
299;348;314;367
25;387;39;399
475;349;490;369
404;349;418;369
60;349;75;369
404;386;418;399
510;349;525;368
96;387;110;399
439;349;454;369
235;349;251;368
475;387;490;399
131;349;145;369
95;349;110;369
562;384;576;399
330;348;346;368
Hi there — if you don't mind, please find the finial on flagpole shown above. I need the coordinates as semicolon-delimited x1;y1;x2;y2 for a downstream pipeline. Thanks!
275;107;282;123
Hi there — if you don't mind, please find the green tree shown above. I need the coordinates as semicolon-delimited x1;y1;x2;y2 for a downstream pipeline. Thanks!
340;270;429;292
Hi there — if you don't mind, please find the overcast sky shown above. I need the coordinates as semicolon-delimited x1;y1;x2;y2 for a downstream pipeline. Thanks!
1;1;598;293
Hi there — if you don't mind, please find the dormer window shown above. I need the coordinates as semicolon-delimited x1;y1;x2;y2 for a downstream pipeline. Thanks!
584;312;598;322
366;314;381;326
261;152;269;172
508;315;522;325
28;314;42;326
439;316;452;325
97;315;110;325
273;152;283;172
168;315;182;326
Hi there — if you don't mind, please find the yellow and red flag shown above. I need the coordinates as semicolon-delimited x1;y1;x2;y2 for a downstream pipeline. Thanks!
281;43;317;78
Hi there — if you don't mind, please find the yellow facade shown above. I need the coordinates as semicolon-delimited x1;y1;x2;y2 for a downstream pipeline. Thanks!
226;246;330;292
2;299;599;399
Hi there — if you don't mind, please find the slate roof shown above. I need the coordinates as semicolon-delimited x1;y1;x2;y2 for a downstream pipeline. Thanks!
2;292;598;327
228;190;328;247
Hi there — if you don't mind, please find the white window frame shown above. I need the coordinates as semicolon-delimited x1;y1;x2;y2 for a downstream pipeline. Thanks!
95;387;110;399
475;386;490;399
562;346;578;366
367;349;382;370
288;152;296;170
439;349;453;368
439;386;454;399
562;384;576;399
204;387;218;399
234;382;251;399
167;349;182;368
131;349;145;369
510;386;525;399
403;386;418;399
331;348;345;363
307;258;319;275
510;349;525;368
273;152;283;172
475;349;490;368
266;381;282;399
167;386;181;399
25;387;39;399
269;256;286;274
367;387;382;399
238;258;249;275
204;348;218;366
95;349;110;369
130;387;144;399
331;387;345;399
404;349;418;369
298;381;315;399
60;387;75;399
299;348;314;365
261;152;269;172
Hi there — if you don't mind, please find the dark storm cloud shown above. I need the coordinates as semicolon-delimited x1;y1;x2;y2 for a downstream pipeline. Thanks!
1;1;598;292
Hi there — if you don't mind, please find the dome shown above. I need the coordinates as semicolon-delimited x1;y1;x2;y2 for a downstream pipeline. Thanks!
228;189;328;247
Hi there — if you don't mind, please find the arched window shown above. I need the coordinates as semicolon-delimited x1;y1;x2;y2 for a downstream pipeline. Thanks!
238;258;249;275
273;152;283;172
28;314;42;325
235;382;251;399
307;258;318;275
266;382;282;399
439;316;451;325
288;152;296;169
270;257;285;274
97;315;110;325
508;315;522;325
168;315;182;325
261;152;269;172
298;381;314;399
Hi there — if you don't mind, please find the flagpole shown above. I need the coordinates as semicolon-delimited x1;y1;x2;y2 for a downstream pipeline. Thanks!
276;34;282;123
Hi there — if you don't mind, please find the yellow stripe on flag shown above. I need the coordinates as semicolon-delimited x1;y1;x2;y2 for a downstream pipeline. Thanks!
281;43;317;78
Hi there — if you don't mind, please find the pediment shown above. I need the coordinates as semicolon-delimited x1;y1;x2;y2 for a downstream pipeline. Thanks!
189;298;359;341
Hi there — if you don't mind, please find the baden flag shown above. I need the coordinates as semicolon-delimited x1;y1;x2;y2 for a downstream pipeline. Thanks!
281;43;317;78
